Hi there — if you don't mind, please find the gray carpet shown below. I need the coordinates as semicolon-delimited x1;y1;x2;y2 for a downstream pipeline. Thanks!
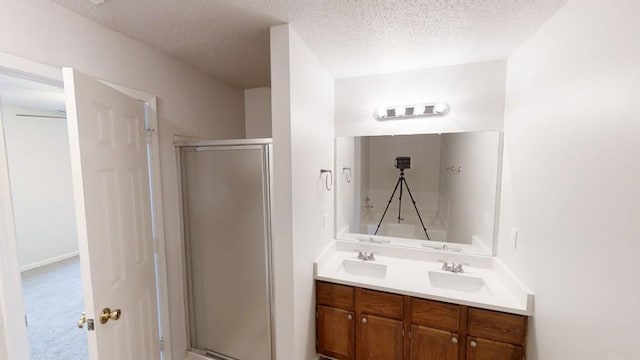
21;257;88;360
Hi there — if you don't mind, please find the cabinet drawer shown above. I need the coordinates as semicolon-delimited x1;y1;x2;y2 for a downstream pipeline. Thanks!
468;308;527;345
410;298;460;331
357;288;403;320
317;281;354;310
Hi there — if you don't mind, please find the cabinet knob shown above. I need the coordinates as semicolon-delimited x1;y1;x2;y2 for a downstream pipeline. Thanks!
451;337;458;344
361;317;367;324
470;340;477;348
347;314;353;320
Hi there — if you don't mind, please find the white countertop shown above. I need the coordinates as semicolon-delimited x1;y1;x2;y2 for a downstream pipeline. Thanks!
337;232;492;255
314;240;534;316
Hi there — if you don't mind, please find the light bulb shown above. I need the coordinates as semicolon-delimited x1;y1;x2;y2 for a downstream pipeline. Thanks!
433;103;449;114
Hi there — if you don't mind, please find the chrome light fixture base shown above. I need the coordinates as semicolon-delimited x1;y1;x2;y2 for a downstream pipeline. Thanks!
374;102;450;121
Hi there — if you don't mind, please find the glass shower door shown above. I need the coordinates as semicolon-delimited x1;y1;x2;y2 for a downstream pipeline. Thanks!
180;143;272;360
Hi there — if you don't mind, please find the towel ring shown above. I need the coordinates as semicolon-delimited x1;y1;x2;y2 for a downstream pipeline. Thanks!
342;167;352;183
320;169;333;191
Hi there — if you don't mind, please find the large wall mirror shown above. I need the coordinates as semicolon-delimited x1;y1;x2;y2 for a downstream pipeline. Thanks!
335;131;502;256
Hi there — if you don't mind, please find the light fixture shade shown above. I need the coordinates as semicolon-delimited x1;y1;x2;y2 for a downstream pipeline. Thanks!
374;102;450;121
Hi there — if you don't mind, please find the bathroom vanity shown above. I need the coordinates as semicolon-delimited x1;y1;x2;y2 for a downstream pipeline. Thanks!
323;131;533;359
314;241;533;360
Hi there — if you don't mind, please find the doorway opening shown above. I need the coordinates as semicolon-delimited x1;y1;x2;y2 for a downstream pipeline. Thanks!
0;72;88;359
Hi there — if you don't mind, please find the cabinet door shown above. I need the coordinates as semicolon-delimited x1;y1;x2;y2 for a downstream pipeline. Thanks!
466;337;523;360
410;325;459;360
357;314;403;360
317;305;355;360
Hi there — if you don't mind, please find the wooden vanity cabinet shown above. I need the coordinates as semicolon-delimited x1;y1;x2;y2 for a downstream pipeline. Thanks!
315;281;528;360
409;298;462;360
465;308;527;360
466;337;523;360
355;288;404;360
410;325;459;360
316;282;356;359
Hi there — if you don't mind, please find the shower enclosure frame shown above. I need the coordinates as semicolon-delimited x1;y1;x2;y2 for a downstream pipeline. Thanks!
175;138;275;360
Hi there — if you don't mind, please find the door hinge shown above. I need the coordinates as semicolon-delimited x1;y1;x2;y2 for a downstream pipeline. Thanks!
159;337;165;352
143;127;155;145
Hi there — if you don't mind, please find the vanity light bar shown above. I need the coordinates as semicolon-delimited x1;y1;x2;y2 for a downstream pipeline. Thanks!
374;102;450;121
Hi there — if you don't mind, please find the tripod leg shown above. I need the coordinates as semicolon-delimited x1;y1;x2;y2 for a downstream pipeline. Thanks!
401;178;431;240
374;177;402;235
397;178;403;222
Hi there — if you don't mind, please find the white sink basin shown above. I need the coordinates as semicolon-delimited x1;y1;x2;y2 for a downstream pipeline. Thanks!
339;259;388;279
428;271;486;293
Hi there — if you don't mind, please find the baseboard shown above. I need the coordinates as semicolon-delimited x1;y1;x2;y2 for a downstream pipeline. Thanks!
20;251;79;272
186;350;323;360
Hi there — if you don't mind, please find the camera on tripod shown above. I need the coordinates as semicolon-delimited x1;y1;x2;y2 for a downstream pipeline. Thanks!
394;156;411;170
375;155;430;240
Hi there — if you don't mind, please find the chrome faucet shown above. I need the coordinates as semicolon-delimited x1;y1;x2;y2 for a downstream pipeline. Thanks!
441;261;464;273
354;250;377;261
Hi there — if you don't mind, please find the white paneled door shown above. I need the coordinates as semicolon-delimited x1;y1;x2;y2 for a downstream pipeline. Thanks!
63;68;160;360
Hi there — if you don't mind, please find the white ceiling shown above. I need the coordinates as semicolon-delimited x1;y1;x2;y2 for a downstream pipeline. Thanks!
53;0;565;89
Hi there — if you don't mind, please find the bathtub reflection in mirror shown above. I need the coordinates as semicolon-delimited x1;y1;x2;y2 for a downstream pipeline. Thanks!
335;132;502;256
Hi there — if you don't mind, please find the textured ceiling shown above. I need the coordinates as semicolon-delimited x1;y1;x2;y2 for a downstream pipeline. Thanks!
53;0;565;89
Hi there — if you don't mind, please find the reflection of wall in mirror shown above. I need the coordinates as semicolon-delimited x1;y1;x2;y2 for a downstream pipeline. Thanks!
364;134;441;230
439;132;499;249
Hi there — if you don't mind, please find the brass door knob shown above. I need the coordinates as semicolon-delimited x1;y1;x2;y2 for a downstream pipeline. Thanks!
100;308;122;324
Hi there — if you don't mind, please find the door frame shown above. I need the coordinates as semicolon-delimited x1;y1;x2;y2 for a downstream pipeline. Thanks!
0;52;172;360
174;138;275;360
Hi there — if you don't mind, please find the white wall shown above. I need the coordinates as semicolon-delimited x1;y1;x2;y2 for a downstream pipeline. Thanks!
335;60;506;137
0;1;246;358
498;0;640;358
244;87;272;138
335;136;355;236
271;24;335;360
1;107;78;270
439;132;499;247
0;306;6;360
